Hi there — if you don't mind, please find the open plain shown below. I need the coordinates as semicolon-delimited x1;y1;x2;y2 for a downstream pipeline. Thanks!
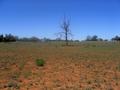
0;42;120;90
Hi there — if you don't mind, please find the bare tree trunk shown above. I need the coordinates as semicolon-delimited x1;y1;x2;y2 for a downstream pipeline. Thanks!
58;16;72;46
65;30;68;46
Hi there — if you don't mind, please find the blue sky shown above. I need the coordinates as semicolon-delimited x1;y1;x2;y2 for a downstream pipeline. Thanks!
0;0;120;40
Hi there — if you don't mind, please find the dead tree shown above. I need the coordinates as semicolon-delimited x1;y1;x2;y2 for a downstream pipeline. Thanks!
59;17;72;46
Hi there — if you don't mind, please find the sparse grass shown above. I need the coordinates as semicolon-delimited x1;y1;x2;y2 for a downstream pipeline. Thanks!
7;80;20;90
0;42;120;89
23;71;32;78
19;61;26;70
85;87;93;90
116;64;120;72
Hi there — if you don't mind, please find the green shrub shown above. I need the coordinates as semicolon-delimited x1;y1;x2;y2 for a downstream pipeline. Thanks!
36;59;45;66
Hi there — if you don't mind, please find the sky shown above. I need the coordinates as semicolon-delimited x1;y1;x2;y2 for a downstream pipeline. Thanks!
0;0;120;40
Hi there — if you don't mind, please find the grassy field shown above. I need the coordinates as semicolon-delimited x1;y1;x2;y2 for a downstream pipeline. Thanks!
0;42;120;90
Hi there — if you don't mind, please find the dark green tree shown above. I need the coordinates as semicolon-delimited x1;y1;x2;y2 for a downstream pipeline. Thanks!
0;34;4;42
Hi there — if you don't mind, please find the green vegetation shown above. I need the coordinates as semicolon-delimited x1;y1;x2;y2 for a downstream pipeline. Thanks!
36;58;45;66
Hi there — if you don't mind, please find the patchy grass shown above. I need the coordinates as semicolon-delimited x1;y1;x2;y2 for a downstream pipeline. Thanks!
23;71;32;78
116;64;120;72
0;42;120;89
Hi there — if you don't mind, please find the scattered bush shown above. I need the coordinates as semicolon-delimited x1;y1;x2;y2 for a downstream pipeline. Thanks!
36;59;45;66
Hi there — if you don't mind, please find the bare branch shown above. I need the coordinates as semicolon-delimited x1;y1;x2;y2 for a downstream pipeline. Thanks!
58;16;73;46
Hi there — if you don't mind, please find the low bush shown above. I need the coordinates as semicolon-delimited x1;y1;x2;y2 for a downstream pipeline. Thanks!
36;59;45;66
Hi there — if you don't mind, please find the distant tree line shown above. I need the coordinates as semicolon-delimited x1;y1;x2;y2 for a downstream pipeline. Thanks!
0;34;41;42
86;35;104;41
18;37;41;42
0;34;18;42
111;36;120;41
85;35;120;41
0;34;120;43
